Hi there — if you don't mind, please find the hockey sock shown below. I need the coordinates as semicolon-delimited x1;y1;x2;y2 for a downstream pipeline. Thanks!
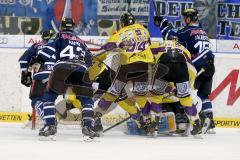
43;102;56;125
80;96;94;128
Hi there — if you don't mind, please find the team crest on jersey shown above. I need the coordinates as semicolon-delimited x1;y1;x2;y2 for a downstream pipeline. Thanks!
176;82;189;97
134;82;147;92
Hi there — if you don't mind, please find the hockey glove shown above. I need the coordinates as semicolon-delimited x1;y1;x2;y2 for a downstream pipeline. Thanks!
21;71;32;87
153;16;164;27
28;56;44;68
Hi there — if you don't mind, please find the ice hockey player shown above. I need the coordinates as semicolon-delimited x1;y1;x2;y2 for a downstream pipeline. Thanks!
93;12;156;134
154;8;215;133
19;29;55;121
29;17;99;140
149;41;202;136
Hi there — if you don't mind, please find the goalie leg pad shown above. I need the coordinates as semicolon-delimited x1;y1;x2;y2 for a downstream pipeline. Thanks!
157;112;176;133
126;119;146;135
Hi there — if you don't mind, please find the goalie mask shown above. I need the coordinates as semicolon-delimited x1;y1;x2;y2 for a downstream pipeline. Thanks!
120;12;135;27
60;17;75;31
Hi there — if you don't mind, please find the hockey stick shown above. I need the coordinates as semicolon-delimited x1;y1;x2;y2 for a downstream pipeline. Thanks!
196;68;205;77
152;0;161;16
103;116;131;133
127;0;131;13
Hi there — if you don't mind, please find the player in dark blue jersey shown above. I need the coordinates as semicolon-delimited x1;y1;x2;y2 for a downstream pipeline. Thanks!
154;8;215;133
30;17;98;140
19;29;55;125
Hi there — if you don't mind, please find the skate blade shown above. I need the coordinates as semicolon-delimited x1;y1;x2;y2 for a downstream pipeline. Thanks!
181;132;189;137
38;135;56;141
201;118;211;134
207;129;216;134
157;132;176;137
192;134;203;139
82;136;100;142
97;131;104;137
181;126;191;137
146;131;157;137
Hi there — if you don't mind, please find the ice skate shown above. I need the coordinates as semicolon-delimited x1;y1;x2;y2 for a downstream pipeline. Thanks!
93;115;103;135
200;111;216;134
191;119;202;139
38;125;57;141
82;126;100;142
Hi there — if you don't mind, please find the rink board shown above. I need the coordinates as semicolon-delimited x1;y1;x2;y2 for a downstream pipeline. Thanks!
1;112;240;128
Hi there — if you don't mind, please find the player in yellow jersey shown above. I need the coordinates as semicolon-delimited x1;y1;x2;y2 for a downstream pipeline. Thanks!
148;40;202;136
92;13;163;133
126;40;198;136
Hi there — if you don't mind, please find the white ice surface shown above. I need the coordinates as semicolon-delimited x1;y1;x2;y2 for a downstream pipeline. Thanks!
0;123;240;160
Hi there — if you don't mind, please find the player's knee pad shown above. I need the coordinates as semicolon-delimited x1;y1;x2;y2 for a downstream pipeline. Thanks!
132;81;148;96
118;98;138;115
179;96;193;107
176;81;190;98
135;96;148;108
149;95;164;105
107;79;126;96
151;78;169;95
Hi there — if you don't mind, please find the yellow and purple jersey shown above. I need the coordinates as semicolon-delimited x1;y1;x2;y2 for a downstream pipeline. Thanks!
100;23;154;65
